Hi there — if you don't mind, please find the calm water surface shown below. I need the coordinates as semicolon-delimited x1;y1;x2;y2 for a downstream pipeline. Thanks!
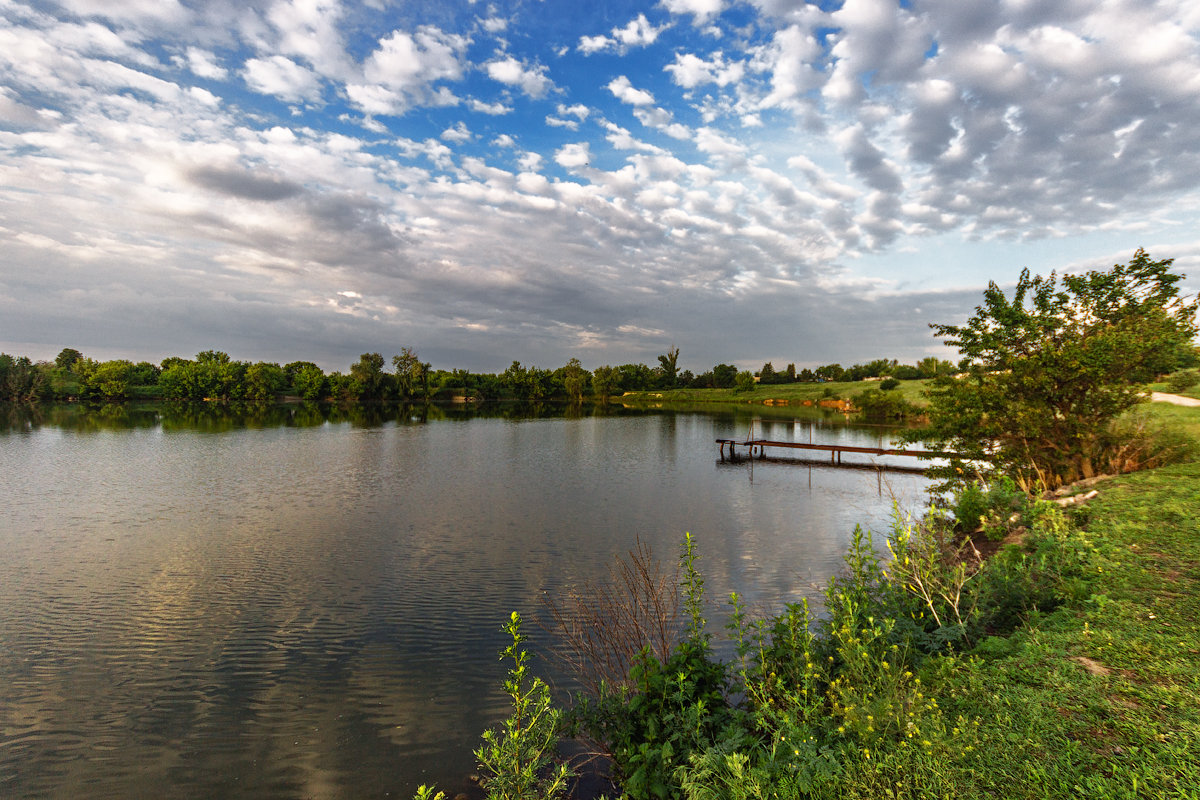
0;405;930;798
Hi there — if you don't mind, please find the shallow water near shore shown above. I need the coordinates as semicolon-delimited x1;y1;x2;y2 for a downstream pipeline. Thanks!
0;403;930;798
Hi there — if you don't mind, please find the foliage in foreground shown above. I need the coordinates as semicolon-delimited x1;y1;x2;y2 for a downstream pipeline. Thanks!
521;498;1098;800
415;453;1200;800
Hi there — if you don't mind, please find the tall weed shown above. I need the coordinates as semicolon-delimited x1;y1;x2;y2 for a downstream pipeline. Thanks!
475;612;571;800
572;535;735;800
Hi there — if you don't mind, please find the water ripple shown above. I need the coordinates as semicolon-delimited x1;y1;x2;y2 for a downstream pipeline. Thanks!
0;414;928;798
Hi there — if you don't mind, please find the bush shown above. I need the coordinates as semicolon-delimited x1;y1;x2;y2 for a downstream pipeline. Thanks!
974;503;1097;635
536;509;1096;799
951;483;989;533
680;519;980;798
544;539;681;699
1165;368;1199;393
950;477;1031;540
853;388;918;420
879;377;900;391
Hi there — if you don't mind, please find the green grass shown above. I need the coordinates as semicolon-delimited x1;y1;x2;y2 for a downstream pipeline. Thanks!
927;461;1200;799
634;375;1199;412
1147;381;1200;401
1143;402;1200;441
620;379;934;408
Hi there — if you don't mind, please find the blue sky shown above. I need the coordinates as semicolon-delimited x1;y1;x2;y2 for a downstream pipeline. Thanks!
2;0;1199;373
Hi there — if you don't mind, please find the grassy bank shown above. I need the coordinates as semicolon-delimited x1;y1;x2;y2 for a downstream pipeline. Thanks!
619;379;932;408
929;461;1200;798
624;373;1199;412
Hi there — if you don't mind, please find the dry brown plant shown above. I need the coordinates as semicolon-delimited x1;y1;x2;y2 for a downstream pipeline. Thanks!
542;538;682;700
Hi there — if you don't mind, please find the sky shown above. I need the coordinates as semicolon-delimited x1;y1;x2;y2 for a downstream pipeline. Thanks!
2;0;1200;374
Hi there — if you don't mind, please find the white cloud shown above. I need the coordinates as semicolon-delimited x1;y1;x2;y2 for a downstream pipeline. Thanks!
484;56;553;98
365;28;463;86
614;14;667;47
470;98;512;114
578;13;667;55
633;107;690;139
559;103;590;120
835;124;902;194
607;75;655;106
266;0;352;80
694;127;745;161
601;121;664;152
441;121;471;143
518;151;543;171
481;15;508;34
554;142;591;168
183;47;228;80
577;34;612;55
0;87;46;129
786;155;860;202
48;20;156;65
53;0;189;26
823;0;929;105
664;51;745;89
546;103;590;129
393;136;455;169
755;25;823;110
348;26;468;115
660;0;726;25
516;171;551;196
243;55;323;102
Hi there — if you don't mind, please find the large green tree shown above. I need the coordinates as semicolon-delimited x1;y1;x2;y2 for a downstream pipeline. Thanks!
909;249;1197;490
710;363;738;388
350;352;388;400
292;364;327;402
243;362;286;403
559;358;588;402
592;365;619;399
55;348;83;371
83;359;134;401
392;347;420;399
1;353;48;401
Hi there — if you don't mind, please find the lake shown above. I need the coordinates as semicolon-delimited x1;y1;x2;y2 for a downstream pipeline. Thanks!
0;403;930;798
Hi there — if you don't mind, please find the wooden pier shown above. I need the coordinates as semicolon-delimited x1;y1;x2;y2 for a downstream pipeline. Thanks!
716;438;959;465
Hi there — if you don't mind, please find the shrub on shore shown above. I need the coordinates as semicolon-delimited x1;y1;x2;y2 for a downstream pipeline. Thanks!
436;486;1107;800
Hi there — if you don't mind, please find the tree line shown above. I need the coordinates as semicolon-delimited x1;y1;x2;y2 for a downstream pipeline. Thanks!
0;342;957;406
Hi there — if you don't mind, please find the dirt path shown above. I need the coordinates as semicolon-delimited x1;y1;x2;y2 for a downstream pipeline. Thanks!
1151;391;1200;407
